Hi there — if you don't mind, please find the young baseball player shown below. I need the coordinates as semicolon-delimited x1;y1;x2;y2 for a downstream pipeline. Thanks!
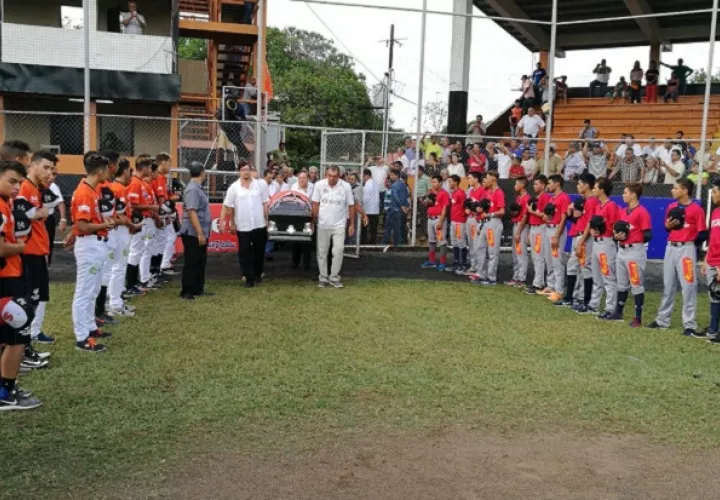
421;175;450;271
544;175;571;301
44;162;67;267
19;151;56;354
0;140;31;168
473;171;505;286
70;153;114;352
125;158;157;293
150;154;171;280
648;178;706;335
525;174;550;295
587;177;621;319
107;158;138;318
506;176;530;287
556;173;598;308
95;150;120;326
703;179;720;342
157;153;180;274
465;172;485;275
139;163;162;288
0;160;42;409
614;183;653;327
447;174;468;273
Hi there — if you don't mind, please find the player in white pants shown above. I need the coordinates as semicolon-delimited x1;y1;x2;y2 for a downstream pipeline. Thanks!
107;158;137;317
94;150;120;324
125;158;157;292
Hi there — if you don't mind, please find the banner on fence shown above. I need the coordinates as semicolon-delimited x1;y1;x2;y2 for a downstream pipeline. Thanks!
175;204;238;254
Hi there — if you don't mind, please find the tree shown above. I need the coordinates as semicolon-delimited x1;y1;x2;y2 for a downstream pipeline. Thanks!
178;38;207;61
266;27;382;165
689;68;720;84
422;100;448;133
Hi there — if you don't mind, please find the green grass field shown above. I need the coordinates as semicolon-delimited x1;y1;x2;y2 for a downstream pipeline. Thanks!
3;278;720;498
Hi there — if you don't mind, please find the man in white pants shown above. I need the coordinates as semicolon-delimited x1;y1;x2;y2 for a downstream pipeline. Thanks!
94;150;121;326
70;153;114;352
312;165;355;288
107;158;138;317
139;163;162;287
125;158;156;294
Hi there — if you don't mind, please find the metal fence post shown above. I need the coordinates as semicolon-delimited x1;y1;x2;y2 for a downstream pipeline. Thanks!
411;0;428;248
542;0;558;176
697;0;718;200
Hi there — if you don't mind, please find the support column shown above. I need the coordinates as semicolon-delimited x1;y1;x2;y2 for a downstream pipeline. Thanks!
88;101;97;151
539;50;549;70
0;95;5;144
649;41;660;66
447;0;472;136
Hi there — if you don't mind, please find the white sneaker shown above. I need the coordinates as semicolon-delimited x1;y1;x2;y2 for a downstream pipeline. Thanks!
123;304;137;312
329;281;344;289
109;307;136;318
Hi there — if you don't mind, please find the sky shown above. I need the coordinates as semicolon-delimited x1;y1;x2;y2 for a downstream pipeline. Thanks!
267;0;718;132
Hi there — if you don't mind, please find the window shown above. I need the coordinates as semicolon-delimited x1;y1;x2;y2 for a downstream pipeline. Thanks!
50;115;84;155
61;6;83;30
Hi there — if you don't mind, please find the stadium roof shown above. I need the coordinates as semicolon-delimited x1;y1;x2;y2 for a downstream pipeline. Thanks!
473;0;716;52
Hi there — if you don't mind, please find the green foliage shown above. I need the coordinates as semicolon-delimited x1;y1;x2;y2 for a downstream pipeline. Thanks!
178;37;207;61
689;68;720;84
266;27;382;165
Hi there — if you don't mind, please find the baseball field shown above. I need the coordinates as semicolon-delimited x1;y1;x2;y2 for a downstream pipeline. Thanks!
4;264;720;499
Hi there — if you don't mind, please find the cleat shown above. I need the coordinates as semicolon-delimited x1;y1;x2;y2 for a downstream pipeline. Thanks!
34;332;55;344
646;321;669;330
89;329;112;339
436;264;446;272
420;261;437;269
629;318;642;328
75;338;106;352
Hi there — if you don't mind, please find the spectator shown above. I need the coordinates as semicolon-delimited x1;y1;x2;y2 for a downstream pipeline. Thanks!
610;147;644;183
361;169;380;244
563;142;586;181
520;149;536;178
312;166;356;288
447;153;465;178
661;58;693;95
424;152;441;178
661;149;686;184
615;135;643;158
610;76;629;103
484;142;499;172
441;136;453;164
367;158;388;216
590;59;612;97
579;119;598;140
664;73;679;103
415;167;431;241
440;168;450;193
509;155;525;179
290;170;314;198
467;143;487;174
654;138;678;165
508;139;522;158
517;107;545;139
308;166;319;184
509;100;523;137
642;138;656;157
271;171;288;194
454;141;469;165
535;144;563;176
242;77;258;116
347;172;368;236
467;115;486;143
382;169;409;251
421;134;443;162
520;75;535;114
495;142;513;179
674;130;689;158
687;160;710;186
643;155;660;184
121;1;146;35
405;138;417;162
284;165;297;186
584;142;610;179
629;61;644;104
518;138;537;158
645;60;660;103
554;76;569;105
532;62;547;101
271;142;289;165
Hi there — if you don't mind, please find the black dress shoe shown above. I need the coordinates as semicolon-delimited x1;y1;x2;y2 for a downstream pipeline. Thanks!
180;294;195;301
244;281;255;288
197;291;216;297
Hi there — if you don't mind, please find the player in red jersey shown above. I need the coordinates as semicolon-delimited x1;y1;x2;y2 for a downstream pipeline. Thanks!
421;175;450;271
703;178;720;342
447;174;468;273
588;177;621;320
505;176;530;287
465;172;485;275
525;175;551;294
543;175;571;302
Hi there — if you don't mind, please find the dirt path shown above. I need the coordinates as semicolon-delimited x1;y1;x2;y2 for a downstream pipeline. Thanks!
115;429;720;500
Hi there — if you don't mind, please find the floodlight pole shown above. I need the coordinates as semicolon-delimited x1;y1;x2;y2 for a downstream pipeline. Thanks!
697;0;718;200
542;0;558;176
411;0;427;248
83;0;91;152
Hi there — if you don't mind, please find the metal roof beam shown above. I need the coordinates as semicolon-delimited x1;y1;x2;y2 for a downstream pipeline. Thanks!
483;0;552;50
623;0;661;42
557;23;707;46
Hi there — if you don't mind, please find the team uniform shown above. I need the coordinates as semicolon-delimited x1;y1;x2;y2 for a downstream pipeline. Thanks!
653;201;706;330
616;205;652;299
71;181;108;345
544;191;571;294
126;175;153;288
426;188;450;267
150;174;170;277
589;199;621;314
449;188;467;269
511;193;531;284
108;180;132;313
566;196;599;304
529;192;552;291
0;197;31;348
476;187;505;284
18;180;50;343
465;186;485;273
705;207;720;336
139;178;159;285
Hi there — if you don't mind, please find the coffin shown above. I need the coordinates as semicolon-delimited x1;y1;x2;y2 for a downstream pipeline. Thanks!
267;191;313;242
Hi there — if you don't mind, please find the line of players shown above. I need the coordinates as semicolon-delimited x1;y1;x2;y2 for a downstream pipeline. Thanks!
0;143;179;411
421;170;720;339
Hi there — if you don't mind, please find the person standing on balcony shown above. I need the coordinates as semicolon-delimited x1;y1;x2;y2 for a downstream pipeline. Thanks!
121;1;146;35
661;59;693;95
532;62;547;104
645;60;660;103
519;76;535;115
589;59;612;97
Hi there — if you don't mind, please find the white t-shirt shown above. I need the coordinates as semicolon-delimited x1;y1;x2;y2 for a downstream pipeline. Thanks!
121;11;146;35
223;179;270;231
663;160;686;184
446;163;465;178
654;145;682;165
270;181;288;196
616;144;642;157
517;115;545;138
290;182;314;199
311;179;355;229
286;176;298;186
362;179;380;215
369;164;389;192
521;159;537;177
496;153;512;179
47;182;63;216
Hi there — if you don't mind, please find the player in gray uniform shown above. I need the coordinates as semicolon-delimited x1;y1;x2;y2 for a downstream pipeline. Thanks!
464;172;483;275
648;178;707;335
474;171;505;286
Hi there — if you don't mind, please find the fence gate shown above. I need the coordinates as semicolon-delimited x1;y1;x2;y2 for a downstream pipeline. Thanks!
320;129;365;259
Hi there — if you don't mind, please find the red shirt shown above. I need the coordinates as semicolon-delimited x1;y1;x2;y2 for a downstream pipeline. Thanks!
18;180;49;256
707;207;720;266
619;204;652;245
449;189;467;223
568;195;599;237
594;199;620;238
0;197;22;278
509;164;525;178
127;176;153;217
666;201;706;243
467;153;486;173
548;191;571;226
151;174;168;201
71;181;107;238
530;192;551;226
468;186;486;221
485;187;505;215
427;189;449;218
512;193;530;224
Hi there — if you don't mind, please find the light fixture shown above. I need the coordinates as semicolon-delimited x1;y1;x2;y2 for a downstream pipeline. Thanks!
268;220;277;233
286;225;296;235
303;223;313;235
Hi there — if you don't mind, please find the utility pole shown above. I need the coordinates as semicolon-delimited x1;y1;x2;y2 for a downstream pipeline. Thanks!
380;25;402;159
